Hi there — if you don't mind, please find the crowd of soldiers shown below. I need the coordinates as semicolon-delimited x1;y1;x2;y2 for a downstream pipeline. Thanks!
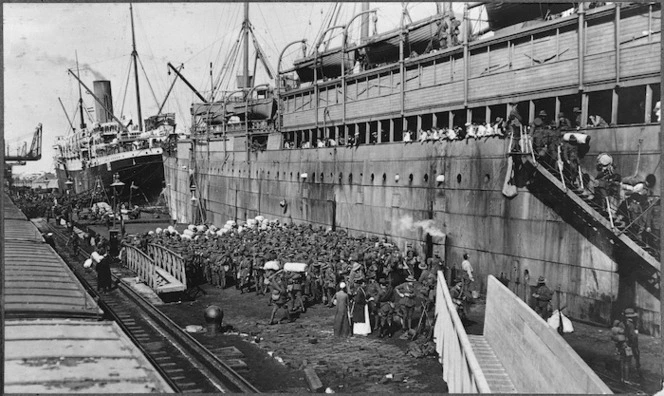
124;220;462;337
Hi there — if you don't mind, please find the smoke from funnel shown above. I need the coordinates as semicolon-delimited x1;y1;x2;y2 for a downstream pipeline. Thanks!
41;53;107;80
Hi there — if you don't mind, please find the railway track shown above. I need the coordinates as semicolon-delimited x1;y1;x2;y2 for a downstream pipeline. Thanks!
46;222;258;393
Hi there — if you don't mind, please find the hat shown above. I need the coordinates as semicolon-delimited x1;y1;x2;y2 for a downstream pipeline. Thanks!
533;118;543;127
537;276;546;284
573;107;582;113
418;262;428;270
339;282;346;289
624;308;638;318
538;110;548;117
271;290;281;301
406;275;416;282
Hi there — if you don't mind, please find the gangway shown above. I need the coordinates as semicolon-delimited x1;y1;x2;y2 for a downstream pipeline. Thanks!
521;154;660;300
434;273;611;393
123;244;186;295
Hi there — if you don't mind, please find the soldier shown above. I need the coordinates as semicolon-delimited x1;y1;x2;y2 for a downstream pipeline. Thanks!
623;308;641;380
396;275;418;333
508;102;524;152
377;300;396;338
323;263;337;308
288;272;306;314
532;276;553;319
269;286;293;325
558;112;572;130
306;262;322;304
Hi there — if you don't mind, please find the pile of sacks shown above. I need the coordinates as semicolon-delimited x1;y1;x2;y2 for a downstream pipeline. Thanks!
151;215;279;240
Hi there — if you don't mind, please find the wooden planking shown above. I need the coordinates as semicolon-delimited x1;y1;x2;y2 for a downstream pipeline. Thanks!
511;39;531;70
484;277;612;394
404;81;464;110
620;43;660;78
619;9;659;47
557;29;578;61
531;34;557;64
584;52;616;83
469;49;489;78
586;18;615;56
468;60;577;102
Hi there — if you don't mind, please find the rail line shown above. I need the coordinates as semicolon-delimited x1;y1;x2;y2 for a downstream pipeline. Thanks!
45;222;258;393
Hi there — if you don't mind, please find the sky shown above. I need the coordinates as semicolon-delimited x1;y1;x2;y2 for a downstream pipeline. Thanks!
4;2;464;175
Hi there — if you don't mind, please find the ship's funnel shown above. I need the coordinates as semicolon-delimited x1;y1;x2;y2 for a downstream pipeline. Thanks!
93;80;114;124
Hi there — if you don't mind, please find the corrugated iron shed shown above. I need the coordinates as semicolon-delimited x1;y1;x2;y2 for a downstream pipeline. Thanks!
4;319;173;393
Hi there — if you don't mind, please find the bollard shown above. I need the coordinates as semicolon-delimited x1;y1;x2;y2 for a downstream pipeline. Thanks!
204;305;224;335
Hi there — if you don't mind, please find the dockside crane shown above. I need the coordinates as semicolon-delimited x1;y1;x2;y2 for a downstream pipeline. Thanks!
4;123;43;185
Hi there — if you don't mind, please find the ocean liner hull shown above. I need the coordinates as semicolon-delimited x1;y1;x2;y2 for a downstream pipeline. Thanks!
56;148;165;203
164;3;662;333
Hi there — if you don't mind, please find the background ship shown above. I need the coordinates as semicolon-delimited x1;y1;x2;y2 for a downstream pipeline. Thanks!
54;5;174;205
163;2;662;334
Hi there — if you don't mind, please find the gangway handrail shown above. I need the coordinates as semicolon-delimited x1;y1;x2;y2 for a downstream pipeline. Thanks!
147;243;187;287
124;244;157;290
434;271;491;393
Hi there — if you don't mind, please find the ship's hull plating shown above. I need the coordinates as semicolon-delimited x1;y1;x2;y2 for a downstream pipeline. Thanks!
164;123;660;334
56;152;165;204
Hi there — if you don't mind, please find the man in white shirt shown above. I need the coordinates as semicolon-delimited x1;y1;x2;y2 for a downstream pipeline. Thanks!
461;253;474;283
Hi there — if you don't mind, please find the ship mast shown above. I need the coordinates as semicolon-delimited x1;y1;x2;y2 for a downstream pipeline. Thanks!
242;2;251;92
130;3;143;131
360;2;370;44
75;51;86;130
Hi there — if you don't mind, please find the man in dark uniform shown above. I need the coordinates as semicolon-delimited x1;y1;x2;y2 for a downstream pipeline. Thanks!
573;107;583;128
508;102;524;152
558;112;572;130
323;262;337;307
396;275;418;333
532;276;553;319
288;272;306;313
623;308;641;380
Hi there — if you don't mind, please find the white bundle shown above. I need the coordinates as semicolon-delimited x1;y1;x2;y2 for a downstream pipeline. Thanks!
91;251;105;263
181;234;192;240
264;260;280;271
226;220;236;227
183;229;194;237
547;310;574;333
148;230;154;235
188;224;196;231
83;258;93;269
167;226;175;233
255;215;265;222
196;225;207;232
156;227;163;234
237;226;245;233
284;262;307;272
562;132;590;145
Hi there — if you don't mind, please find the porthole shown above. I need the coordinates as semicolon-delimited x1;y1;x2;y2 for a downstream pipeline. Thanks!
320;172;324;183
409;174;414;183
457;174;462;184
339;173;343;184
484;173;491;183
371;173;375;182
349;173;353;184
424;174;429;182
382;173;387;183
